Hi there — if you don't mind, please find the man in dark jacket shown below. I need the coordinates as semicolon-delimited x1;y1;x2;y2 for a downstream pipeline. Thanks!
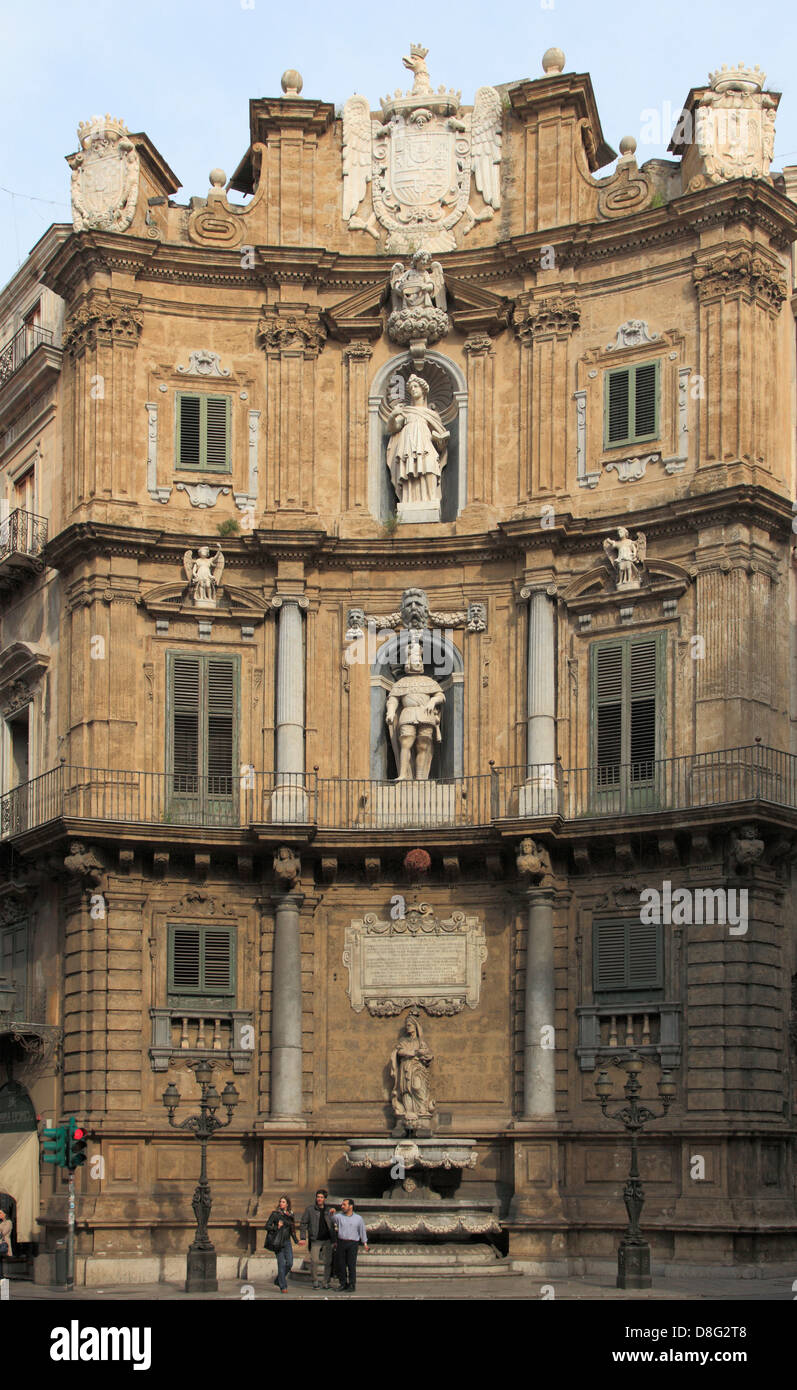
299;1189;335;1289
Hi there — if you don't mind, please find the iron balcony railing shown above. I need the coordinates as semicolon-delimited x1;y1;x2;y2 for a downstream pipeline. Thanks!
0;507;48;564
0;324;55;387
0;745;794;838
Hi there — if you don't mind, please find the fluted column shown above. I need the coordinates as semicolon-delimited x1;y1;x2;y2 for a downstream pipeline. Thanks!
523;887;556;1117
521;585;557;813
270;892;304;1119
272;594;308;820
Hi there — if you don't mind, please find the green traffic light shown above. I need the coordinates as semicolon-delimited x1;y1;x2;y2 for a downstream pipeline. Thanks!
42;1124;67;1166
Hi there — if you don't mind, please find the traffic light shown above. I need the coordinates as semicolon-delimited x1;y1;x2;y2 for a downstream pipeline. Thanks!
42;1124;67;1166
67;1117;88;1170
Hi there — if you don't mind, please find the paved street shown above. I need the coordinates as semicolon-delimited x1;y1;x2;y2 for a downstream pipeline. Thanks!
7;1271;794;1301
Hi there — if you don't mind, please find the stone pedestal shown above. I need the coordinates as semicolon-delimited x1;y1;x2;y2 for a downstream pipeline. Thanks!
617;1240;652;1289
397;501;441;525
368;780;455;828
185;1248;217;1293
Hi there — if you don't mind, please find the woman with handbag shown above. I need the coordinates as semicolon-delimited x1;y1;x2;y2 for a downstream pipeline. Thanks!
264;1194;302;1293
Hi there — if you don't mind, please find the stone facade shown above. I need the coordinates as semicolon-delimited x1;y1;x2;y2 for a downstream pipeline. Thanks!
1;50;797;1279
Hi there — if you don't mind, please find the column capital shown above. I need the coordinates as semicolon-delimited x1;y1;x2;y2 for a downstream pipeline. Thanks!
271;593;309;610
270;891;305;911
520;583;557;601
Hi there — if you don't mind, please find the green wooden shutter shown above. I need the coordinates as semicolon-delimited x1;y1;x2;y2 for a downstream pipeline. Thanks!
205;396;231;470
594;641;623;787
594;918;662;994
177;394;202;467
168;924;235;997
634;362;658;438
629;638;657;780
0;921;28;1011
207;657;235;793
176;393;231;471
171;926;201;991
170;655;200;792
606;369;630;446
604;360;660;447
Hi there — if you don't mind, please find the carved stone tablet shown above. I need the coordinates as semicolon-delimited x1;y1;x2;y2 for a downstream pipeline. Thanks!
343;903;487;1016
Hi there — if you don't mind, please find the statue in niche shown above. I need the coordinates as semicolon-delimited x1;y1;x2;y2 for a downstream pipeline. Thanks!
386;374;449;515
386;635;445;781
603;527;646;590
390;1012;436;1131
183;544;225;607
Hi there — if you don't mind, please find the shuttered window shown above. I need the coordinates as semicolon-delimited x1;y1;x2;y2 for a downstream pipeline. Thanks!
166;652;239;804
604;360;660;448
168;924;235;998
0;920;28;1012
176;393;231;471
591;633;665;787
593;918;663;995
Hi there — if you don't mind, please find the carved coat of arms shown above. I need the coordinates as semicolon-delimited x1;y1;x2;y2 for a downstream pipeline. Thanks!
67;116;140;233
695;64;776;184
342;44;502;253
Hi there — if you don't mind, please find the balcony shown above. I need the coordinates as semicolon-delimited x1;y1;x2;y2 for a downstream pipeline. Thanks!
576;1003;681;1071
149;1007;254;1073
0;745;793;844
0;508;48;586
0;975;59;1066
0;324;54;388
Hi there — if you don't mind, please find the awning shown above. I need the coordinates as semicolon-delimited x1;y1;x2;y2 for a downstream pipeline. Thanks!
0;1130;40;1243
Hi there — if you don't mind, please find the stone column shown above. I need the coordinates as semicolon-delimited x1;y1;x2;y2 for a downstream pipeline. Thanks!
521;585;557;814
272;594;308;820
270;892;304;1120
523;887;556;1118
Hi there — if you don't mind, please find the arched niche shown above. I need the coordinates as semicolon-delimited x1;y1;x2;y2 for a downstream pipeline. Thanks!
368;352;468;524
369;631;464;780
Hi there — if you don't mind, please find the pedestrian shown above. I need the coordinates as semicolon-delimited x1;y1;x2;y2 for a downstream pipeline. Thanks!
264;1194;303;1293
299;1188;336;1289
331;1198;368;1293
0;1209;11;1262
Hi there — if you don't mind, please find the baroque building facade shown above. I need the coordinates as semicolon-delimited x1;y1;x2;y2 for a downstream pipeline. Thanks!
1;46;796;1281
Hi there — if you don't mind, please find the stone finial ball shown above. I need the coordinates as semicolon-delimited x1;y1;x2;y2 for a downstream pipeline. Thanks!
619;136;637;157
542;47;566;75
209;168;226;188
281;69;303;96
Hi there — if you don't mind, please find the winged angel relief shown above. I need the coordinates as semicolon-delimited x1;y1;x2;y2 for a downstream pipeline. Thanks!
342;43;502;253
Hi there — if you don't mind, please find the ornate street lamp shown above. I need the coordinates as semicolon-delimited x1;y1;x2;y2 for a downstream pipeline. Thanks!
595;1051;676;1289
162;1061;240;1292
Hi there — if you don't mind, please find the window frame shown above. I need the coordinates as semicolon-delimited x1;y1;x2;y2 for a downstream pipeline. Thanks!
588;630;666;811
603;358;661;450
165;650;241;824
167;922;236;1001
174;391;232;473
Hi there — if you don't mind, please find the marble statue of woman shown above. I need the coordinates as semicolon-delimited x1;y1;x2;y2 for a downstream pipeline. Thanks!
390;1014;435;1127
385;374;449;516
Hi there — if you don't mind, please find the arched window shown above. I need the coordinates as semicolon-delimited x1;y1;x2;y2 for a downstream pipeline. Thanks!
368;352;467;524
369;631;464;780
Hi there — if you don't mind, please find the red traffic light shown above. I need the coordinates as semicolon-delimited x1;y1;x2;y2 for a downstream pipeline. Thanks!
73;1128;85;1141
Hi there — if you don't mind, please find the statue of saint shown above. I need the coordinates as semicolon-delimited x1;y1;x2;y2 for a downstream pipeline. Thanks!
390;1014;435;1127
603;527;646;589
183;544;225;606
385;639;445;781
385;374;449;510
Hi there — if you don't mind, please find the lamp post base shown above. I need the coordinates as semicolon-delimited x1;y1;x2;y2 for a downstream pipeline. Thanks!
617;1240;652;1289
186;1248;218;1293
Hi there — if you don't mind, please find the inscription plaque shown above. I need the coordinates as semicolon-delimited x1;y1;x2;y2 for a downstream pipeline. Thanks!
343;904;487;1016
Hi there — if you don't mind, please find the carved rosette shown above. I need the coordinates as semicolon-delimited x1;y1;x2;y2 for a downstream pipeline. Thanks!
514;297;581;344
256;307;327;357
62;293;143;357
692;249;787;313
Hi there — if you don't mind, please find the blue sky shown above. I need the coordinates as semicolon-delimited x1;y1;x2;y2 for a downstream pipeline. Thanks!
1;0;796;290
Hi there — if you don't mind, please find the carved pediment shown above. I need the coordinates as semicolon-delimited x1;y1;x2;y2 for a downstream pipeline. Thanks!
324;275;509;345
0;642;50;716
140;581;270;622
562;557;691;612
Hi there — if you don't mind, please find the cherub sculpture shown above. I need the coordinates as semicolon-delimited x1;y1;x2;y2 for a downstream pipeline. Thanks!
387;251;450;351
183;544;225;606
603;527;646;589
